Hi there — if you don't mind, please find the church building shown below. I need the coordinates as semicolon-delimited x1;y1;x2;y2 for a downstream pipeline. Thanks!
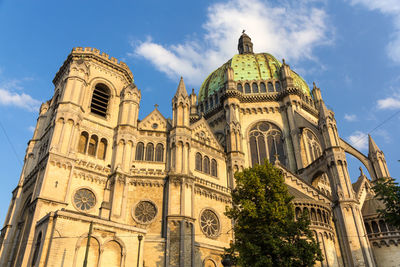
0;33;399;267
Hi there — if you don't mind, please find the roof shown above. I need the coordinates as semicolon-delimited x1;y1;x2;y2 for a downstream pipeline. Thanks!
362;197;385;217
198;53;311;101
287;185;315;201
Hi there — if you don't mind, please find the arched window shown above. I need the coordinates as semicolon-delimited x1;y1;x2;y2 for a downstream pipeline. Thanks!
260;82;266;93
275;81;281;92
303;129;322;163
31;232;42;266
195;153;202;171
90;84;110;117
311;209;317;221
88;135;98;156
155;143;164;162
135;142;144;161
267;82;274;92
210;97;214;108
317;209;322;222
365;223;372;234
303;208;309;219
78;132;89;154
379;220;388;232
249;121;285;166
252;83;259;93
371;221;379;233
203;156;210;174
245;83;251;93
97;138;107;160
215;94;219;105
237;83;243;92
211;159;217;177
145;143;154;161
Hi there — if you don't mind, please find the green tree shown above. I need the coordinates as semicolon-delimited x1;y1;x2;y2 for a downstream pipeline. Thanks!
224;162;322;267
373;177;400;227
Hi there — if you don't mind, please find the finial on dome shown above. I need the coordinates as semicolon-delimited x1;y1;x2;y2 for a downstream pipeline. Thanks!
238;31;253;54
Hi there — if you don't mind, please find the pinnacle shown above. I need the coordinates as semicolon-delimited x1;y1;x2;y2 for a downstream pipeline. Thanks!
175;76;188;98
368;134;381;154
318;100;329;119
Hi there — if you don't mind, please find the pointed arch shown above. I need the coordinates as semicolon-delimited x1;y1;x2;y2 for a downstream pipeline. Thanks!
135;142;144;161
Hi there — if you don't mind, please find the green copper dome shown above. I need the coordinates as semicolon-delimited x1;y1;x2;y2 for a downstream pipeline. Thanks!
198;53;310;101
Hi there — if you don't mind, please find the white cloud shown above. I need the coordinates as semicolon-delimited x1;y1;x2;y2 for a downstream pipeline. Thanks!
348;131;368;150
344;113;357;121
377;96;400;109
0;88;40;112
348;0;400;63
131;0;332;86
28;126;35;132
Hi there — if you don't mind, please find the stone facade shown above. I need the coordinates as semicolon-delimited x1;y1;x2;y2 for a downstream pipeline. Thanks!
0;33;399;267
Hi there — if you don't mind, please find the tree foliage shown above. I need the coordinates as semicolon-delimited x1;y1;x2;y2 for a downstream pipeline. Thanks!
224;162;322;267
373;177;400;227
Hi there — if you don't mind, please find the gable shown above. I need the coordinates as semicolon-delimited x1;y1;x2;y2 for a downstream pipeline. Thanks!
138;108;168;131
191;118;224;151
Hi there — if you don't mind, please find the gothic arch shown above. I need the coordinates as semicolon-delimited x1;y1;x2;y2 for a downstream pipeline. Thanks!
246;120;286;166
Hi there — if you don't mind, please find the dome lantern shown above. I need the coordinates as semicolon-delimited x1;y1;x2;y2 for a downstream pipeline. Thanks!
238;30;253;54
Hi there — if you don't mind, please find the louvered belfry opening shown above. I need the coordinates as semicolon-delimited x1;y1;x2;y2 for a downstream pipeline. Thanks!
91;84;110;117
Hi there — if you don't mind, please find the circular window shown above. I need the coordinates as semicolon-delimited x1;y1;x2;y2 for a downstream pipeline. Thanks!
152;123;158;129
200;209;220;238
133;200;157;224
73;188;96;211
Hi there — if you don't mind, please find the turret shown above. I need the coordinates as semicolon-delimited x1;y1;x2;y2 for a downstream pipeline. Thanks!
280;59;294;88
118;83;141;128
312;82;323;108
318;100;340;149
189;88;197;116
238;31;254;54
317;92;376;266
368;134;390;179
172;77;190;127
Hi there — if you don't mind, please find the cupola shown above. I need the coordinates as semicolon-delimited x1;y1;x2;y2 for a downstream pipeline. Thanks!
238;30;254;54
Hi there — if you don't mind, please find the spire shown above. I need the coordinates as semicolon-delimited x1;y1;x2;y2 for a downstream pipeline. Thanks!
368;134;381;154
238;30;254;54
318;100;330;120
175;77;188;98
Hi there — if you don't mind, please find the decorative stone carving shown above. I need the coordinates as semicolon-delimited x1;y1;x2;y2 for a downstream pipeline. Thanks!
73;188;96;211
133;200;157;224
200;209;220;238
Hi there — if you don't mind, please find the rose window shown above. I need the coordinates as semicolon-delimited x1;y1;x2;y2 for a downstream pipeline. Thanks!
74;189;96;211
134;201;157;224
200;209;220;238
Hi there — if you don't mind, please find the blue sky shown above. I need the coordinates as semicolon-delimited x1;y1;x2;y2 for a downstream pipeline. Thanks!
0;0;400;223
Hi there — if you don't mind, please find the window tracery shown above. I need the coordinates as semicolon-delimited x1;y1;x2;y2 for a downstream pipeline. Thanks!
303;129;322;163
73;188;96;211
133;200;157;224
200;209;220;238
249;121;285;166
